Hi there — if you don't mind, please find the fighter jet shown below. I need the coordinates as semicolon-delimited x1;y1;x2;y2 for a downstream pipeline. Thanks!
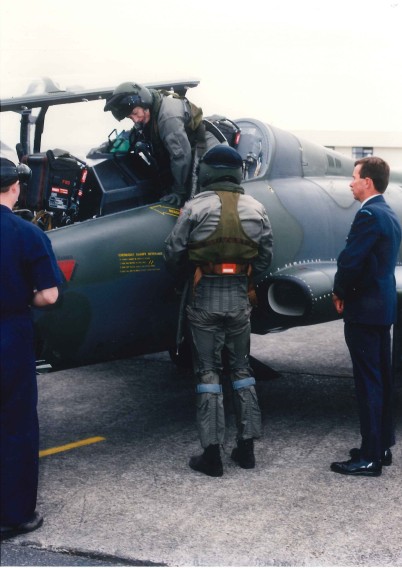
1;79;402;376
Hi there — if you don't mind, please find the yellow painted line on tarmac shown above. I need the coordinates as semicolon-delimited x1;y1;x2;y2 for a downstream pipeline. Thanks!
39;436;106;458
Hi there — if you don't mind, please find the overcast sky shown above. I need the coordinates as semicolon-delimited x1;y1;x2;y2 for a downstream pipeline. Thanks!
1;0;402;135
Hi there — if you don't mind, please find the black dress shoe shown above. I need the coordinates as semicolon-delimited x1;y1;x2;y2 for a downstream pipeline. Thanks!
330;458;382;477
0;512;43;540
382;449;392;466
349;447;392;466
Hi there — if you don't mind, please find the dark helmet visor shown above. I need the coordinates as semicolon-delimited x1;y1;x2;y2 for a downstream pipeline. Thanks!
104;93;144;121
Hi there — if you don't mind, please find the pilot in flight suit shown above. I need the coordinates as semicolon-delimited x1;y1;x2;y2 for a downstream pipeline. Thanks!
104;82;221;207
164;145;273;476
0;158;62;538
331;156;401;477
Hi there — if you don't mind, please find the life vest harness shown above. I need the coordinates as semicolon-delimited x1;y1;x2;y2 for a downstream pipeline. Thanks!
189;188;259;305
188;190;258;261
149;90;205;158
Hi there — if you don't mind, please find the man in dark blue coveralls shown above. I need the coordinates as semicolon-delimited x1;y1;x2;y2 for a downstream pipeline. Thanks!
0;157;62;539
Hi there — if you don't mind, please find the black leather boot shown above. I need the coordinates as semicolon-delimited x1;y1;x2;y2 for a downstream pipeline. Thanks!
189;444;223;477
231;438;255;469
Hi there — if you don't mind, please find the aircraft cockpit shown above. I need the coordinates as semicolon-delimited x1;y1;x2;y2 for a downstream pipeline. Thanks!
235;119;269;180
1;76;271;232
14;116;271;231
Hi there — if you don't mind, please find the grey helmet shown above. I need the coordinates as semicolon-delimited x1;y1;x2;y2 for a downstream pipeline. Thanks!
104;82;153;121
198;145;243;188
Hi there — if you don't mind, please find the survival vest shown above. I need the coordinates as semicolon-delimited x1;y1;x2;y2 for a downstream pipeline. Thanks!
149;89;203;148
188;186;259;267
157;89;203;131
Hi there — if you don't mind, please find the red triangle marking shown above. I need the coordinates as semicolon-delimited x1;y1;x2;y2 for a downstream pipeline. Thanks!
57;259;76;282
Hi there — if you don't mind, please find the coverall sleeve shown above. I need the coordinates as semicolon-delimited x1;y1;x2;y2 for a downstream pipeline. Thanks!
158;112;193;193
252;209;274;283
25;226;63;292
163;206;192;277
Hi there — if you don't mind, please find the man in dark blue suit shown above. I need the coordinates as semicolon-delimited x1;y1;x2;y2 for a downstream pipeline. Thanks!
331;157;401;477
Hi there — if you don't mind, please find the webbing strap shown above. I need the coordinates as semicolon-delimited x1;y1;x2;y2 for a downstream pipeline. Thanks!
196;383;223;394
232;377;256;390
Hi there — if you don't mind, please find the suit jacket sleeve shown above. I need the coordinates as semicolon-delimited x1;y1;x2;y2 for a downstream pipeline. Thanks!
333;208;378;299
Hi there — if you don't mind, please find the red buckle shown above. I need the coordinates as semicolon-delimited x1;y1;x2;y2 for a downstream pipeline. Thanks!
221;263;237;274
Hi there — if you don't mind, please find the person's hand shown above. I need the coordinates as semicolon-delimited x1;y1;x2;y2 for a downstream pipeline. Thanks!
160;192;184;207
332;293;344;315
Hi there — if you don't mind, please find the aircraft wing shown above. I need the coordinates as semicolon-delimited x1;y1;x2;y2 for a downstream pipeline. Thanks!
0;78;200;112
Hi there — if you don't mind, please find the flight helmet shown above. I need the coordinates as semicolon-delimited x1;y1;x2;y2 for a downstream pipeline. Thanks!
198;145;243;188
0;157;31;189
104;82;153;121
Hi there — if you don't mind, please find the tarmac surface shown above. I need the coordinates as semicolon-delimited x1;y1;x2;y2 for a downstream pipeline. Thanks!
1;320;402;567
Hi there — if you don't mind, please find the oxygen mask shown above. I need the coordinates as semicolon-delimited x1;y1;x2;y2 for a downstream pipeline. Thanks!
132;121;145;134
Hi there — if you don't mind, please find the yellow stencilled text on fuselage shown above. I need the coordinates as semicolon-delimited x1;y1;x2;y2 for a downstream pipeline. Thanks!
118;252;163;273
